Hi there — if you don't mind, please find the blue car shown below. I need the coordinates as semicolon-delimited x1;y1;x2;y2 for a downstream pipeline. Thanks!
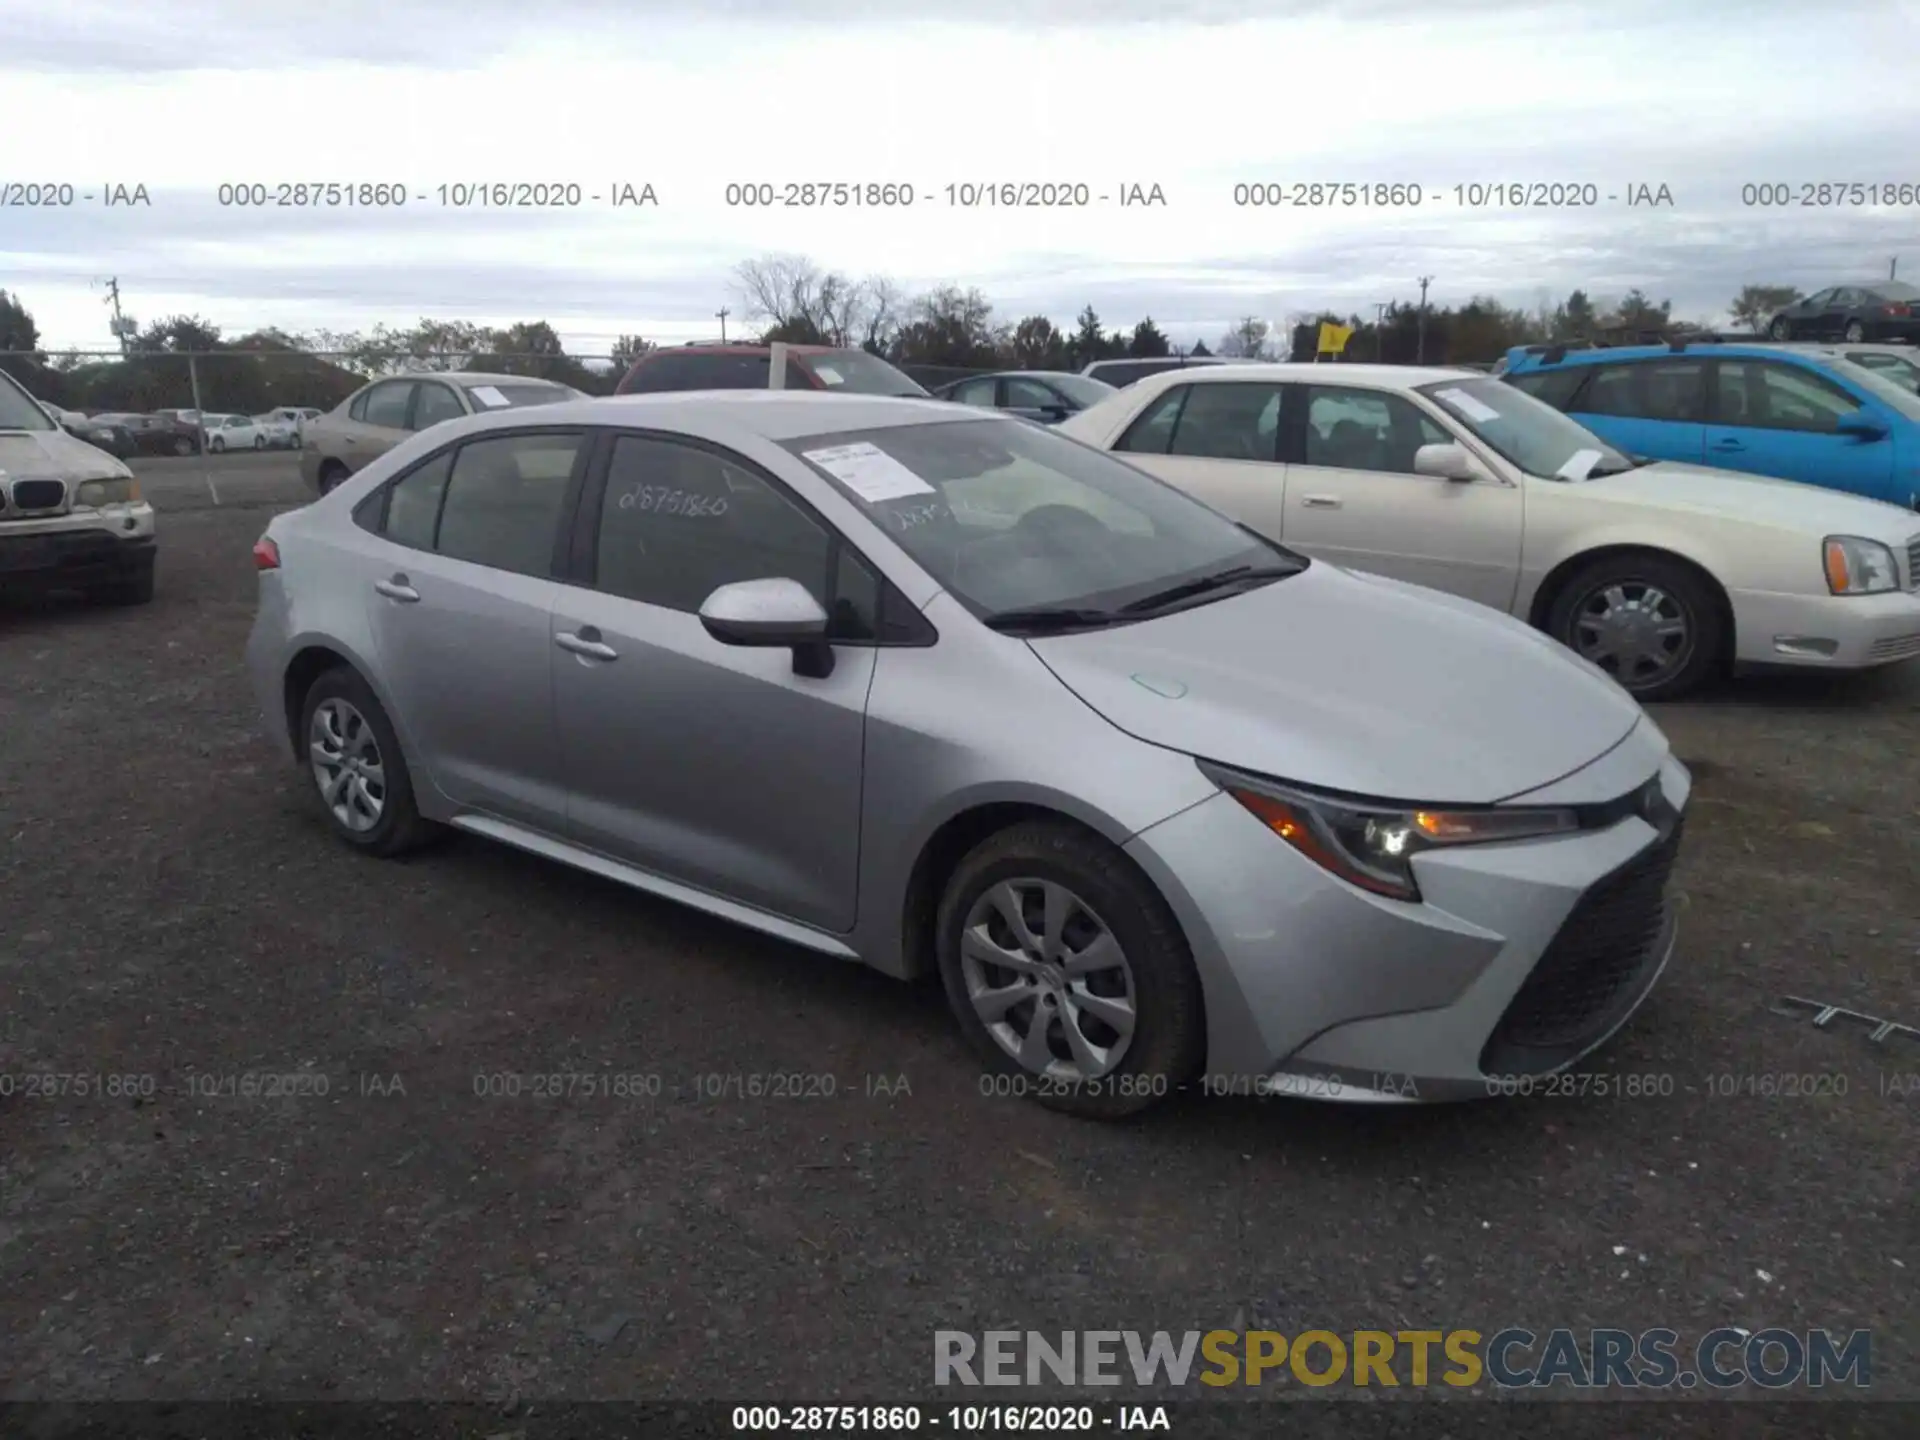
1496;340;1920;511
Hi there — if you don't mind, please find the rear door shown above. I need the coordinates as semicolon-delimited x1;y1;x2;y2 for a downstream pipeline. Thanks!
1277;382;1523;609
1703;358;1897;499
1561;357;1708;465
1106;380;1289;538
1003;375;1068;423
342;380;417;470
357;427;589;827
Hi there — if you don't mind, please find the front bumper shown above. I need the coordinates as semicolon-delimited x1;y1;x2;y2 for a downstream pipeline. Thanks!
1126;741;1691;1103
0;506;157;591
1730;585;1920;668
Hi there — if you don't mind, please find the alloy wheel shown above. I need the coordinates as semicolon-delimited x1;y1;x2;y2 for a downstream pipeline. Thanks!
308;697;386;832
1568;579;1694;691
1844;322;1867;342
959;878;1137;1081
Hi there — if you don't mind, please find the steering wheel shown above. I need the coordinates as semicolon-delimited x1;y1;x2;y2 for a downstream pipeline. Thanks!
1012;504;1111;549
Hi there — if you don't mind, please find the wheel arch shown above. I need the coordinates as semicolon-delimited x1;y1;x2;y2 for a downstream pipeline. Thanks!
1527;543;1737;672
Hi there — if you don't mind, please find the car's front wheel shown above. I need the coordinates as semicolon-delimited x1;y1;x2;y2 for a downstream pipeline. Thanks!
298;667;438;856
253;434;266;449
935;821;1204;1119
171;435;193;456
1546;552;1726;702
210;437;225;453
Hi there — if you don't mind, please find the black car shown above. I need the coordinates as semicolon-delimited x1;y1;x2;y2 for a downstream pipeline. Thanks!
1767;282;1920;343
932;370;1117;423
34;401;136;460
89;413;189;458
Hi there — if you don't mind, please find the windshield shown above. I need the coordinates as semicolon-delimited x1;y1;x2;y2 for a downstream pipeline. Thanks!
781;415;1298;623
464;382;578;409
0;371;59;430
1420;376;1634;480
1047;374;1118;407
1839;353;1920;401
797;351;928;398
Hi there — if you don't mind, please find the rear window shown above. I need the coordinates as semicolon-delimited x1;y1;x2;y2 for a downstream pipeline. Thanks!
461;382;576;410
795;351;927;397
1503;366;1590;410
621;353;772;392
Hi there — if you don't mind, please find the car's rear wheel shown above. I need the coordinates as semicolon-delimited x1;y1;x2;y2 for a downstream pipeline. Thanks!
298;667;437;856
935;820;1204;1119
1768;316;1793;340
1843;320;1868;342
171;435;193;456
1546;552;1725;702
316;461;349;495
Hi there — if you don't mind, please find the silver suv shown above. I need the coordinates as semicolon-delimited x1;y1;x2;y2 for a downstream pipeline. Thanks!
0;367;156;604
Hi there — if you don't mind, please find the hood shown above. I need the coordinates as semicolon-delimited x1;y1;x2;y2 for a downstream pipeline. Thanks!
1028;563;1645;804
1588;462;1920;543
0;428;133;482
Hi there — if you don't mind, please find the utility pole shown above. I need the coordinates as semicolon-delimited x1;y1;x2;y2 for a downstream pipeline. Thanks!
1374;302;1389;362
716;307;730;343
1892;257;1899;281
1416;276;1433;364
103;277;130;355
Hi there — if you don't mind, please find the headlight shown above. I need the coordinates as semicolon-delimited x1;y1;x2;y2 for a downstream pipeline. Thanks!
75;477;141;507
1201;763;1578;902
1823;535;1899;595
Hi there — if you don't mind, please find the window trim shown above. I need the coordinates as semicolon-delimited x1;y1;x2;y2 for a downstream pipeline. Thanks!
352;424;595;581
1705;357;1867;433
565;426;936;648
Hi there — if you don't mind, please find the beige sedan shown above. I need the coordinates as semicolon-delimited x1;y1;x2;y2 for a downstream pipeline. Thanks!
301;372;583;495
1058;362;1920;700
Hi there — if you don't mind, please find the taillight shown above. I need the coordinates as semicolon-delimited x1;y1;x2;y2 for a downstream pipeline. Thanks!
1885;304;1910;317
252;536;280;570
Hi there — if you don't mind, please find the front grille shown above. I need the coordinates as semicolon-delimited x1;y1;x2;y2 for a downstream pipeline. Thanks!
1480;819;1683;1075
1906;535;1920;589
10;478;66;511
1867;633;1920;661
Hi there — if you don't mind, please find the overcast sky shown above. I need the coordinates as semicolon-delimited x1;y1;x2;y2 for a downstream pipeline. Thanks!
3;0;1918;355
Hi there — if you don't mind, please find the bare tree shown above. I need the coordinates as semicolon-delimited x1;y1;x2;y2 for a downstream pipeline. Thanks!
1217;315;1272;359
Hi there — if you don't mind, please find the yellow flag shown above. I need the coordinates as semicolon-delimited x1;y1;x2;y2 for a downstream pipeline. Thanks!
1317;321;1355;355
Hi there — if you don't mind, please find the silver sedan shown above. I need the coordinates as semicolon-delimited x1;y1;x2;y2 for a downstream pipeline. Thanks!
245;392;1690;1117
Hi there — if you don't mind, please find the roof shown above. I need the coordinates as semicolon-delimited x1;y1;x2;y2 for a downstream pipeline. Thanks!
1136;361;1477;389
436;371;576;388
1510;340;1874;369
644;344;853;357
474;390;992;442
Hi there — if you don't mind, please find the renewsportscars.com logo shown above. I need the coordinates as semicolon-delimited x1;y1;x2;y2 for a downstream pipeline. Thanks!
933;1328;1872;1391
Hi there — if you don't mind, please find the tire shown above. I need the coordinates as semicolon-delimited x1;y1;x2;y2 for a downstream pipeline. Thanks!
1545;552;1726;702
935;820;1204;1119
210;438;225;453
316;461;349;495
92;563;155;606
1843;321;1867;343
1768;316;1792;340
171;435;193;456
253;435;266;449
297;667;438;857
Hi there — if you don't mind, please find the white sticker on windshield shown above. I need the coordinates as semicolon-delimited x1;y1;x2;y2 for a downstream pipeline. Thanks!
469;385;510;408
1557;448;1604;481
1435;387;1500;422
801;441;936;502
811;364;845;386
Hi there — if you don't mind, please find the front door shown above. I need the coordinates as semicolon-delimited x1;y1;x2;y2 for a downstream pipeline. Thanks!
549;432;873;932
1278;383;1524;610
1704;358;1897;500
359;429;588;827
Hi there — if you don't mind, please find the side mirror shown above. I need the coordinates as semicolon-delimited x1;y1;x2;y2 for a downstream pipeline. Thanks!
1836;415;1888;442
1041;405;1071;423
1413;442;1480;482
698;577;835;678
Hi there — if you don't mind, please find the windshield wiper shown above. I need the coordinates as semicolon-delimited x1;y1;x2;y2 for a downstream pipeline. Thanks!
981;606;1125;634
1118;564;1298;614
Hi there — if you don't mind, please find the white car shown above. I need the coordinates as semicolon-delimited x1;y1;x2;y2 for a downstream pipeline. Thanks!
205;413;267;452
256;405;322;449
1058;362;1920;700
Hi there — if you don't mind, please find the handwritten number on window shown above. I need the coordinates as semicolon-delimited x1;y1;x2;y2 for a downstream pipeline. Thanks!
617;486;730;517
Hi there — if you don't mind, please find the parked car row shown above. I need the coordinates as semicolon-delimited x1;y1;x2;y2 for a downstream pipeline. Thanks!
19;398;327;459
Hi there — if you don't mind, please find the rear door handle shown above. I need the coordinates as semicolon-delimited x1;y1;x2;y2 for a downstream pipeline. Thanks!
1712;439;1745;450
1301;494;1341;508
373;576;420;602
556;629;618;662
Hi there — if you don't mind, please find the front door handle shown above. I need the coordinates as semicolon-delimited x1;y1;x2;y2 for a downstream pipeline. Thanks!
374;576;420;602
1300;494;1342;509
556;629;618;662
1712;440;1745;451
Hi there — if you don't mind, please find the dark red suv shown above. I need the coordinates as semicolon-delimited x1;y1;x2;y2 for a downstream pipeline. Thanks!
614;344;928;397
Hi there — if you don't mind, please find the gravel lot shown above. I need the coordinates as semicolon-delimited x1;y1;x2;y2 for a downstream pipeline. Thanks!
2;452;1916;1410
